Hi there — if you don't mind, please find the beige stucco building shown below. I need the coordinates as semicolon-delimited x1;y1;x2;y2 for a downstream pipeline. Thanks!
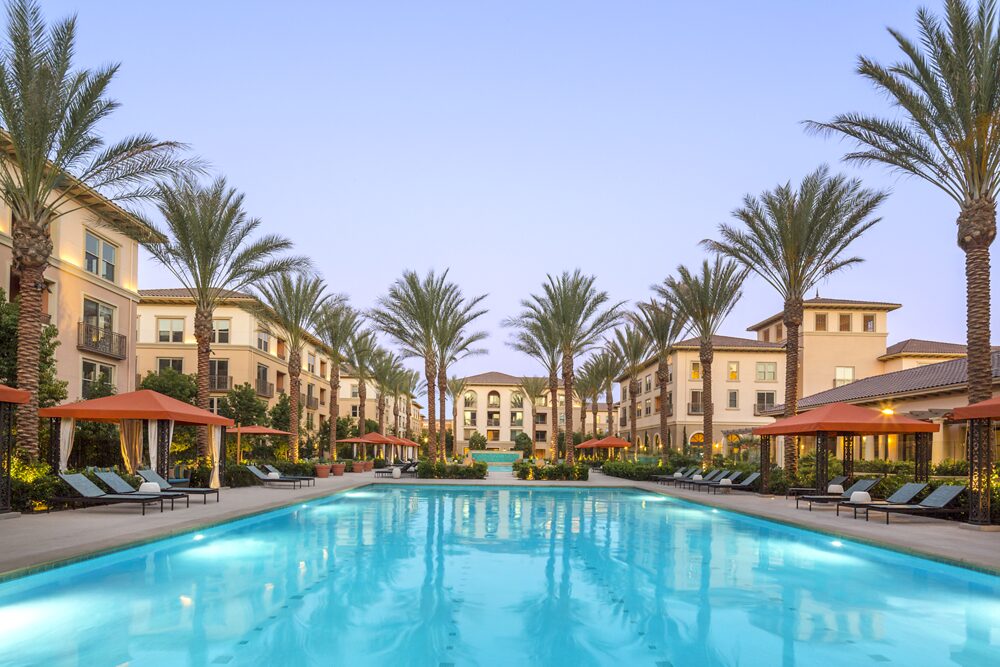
136;289;422;436
0;191;146;401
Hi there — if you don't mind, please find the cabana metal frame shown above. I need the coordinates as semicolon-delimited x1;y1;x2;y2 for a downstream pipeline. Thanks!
0;384;31;513
753;403;939;493
949;396;1000;525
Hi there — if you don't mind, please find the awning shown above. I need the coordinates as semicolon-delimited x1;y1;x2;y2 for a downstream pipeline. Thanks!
39;389;234;426
950;395;1000;420
752;402;938;436
337;431;398;445
591;436;632;448
229;425;291;436
0;384;30;404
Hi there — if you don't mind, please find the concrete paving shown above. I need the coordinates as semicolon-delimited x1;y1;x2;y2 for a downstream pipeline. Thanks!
1;469;998;580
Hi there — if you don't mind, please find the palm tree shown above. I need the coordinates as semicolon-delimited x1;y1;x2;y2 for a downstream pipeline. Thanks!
658;259;746;464
389;364;411;437
510;271;623;464
345;329;379;438
506;318;562;461
252;274;330;461
371;347;402;435
372;270;451;461
575;359;602;439
317;301;362;458
400;369;424;441
611;325;651;460
0;0;196;455
806;0;1000;522
517;376;548;450
447;376;468;456
590;348;623;439
435;287;488;461
703;166;887;473
631;299;689;460
142;176;306;456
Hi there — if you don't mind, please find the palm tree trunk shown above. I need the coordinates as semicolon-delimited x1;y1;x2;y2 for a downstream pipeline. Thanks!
783;299;803;475
562;352;575;464
630;379;639;460
393;395;400;437
328;365;340;459
701;343;714;465
657;357;669;462
406;399;412;439
425;356;437;461
591;404;598;439
437;364;447;463
605;387;614;439
194;305;213;457
288;349;302;462
958;197;996;524
357;380;367;436
452;403;459;457
548;373;559;461
376;389;385;433
13;261;45;458
580;402;586;440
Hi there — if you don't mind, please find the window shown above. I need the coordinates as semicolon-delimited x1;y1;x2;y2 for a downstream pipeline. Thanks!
834;366;855;388
691;361;701;380
487;391;501;408
464;391;477;408
257;331;271;353
351;405;359;418
644;374;651;392
558;413;565;425
256;364;269;384
510;410;524;427
486;429;500;442
84;231;116;282
83;297;114;331
622;386;627;401
863;314;876;333
644;399;651;416
728;389;738;409
157;358;183;373
511;392;523;409
510;429;523;441
208;397;221;414
689;390;703;414
775;323;783;340
211;319;230;344
756;362;777;382
487;411;500;427
535;430;547;443
209;358;228;377
81;359;113;397
307;353;316;374
762;329;770;342
306;413;314;430
815;313;827;332
464;410;477;427
755;391;776;412
534;412;546;425
839;313;852;332
157;318;184;343
727;361;739;381
350;384;359;398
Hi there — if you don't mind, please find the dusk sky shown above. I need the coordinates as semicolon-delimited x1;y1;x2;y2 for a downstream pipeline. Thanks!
43;1;989;381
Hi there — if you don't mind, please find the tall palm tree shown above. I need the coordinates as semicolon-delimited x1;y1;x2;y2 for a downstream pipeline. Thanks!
447;376;468;456
400;369;424;441
517;376;548;450
506;318;562;461
435;287;488;461
658;259;746;464
143;176;306;456
807;0;1000;522
510;271;623;464
590;348;623;438
703;166;887;473
388;364;411;437
0;0;196;455
631;299;689;460
611;325;651;460
345;329;379;438
371;347;402;435
575;359;602;439
317;301;362;458
372;270;451;461
252;274;330;461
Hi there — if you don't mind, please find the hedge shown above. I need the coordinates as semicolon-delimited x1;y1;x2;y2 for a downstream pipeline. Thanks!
417;461;488;479
513;461;589;481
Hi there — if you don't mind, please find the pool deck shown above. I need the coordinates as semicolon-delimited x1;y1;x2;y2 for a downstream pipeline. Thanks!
1;470;998;580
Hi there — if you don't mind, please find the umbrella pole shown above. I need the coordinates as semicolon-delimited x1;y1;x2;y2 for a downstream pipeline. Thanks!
236;423;242;463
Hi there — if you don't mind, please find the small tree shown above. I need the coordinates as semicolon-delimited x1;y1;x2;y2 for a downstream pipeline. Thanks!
218;383;268;426
269;392;291;433
138;369;197;403
468;431;487;450
71;375;118;467
513;431;533;457
0;290;67;411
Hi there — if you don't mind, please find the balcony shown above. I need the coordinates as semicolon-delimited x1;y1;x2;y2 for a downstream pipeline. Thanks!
534;414;547;425
486;418;501;427
510;420;524;428
754;403;776;416
307;396;319;410
256;380;274;398
619;416;627;427
77;322;127;360
208;375;232;392
688;403;704;415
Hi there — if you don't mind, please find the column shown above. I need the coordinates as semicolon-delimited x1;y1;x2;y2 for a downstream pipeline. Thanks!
759;435;770;494
914;431;931;482
842;433;854;479
815;431;830;492
967;418;993;525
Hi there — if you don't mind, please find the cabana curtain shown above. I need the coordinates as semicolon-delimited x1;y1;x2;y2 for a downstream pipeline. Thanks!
119;419;143;474
58;418;75;471
147;419;175;476
209;425;224;489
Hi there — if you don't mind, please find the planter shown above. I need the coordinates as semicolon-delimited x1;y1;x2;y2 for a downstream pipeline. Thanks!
362;460;374;472
347;463;362;473
331;463;346;476
314;464;331;479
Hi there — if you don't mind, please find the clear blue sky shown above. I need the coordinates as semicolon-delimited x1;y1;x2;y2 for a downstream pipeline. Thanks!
40;0;989;379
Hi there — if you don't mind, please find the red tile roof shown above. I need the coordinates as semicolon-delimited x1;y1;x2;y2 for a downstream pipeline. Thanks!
879;338;968;359
747;297;901;331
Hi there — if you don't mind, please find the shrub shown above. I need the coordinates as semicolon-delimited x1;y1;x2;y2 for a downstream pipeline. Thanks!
416;461;488;479
513;461;589;480
373;458;387;469
9;458;60;512
468;431;487;450
933;459;968;476
601;461;670;481
223;464;258;487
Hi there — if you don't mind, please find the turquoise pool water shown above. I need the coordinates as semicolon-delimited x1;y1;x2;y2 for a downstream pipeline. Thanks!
0;486;998;666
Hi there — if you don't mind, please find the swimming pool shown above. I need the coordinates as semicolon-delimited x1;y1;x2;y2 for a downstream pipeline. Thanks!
0;486;997;666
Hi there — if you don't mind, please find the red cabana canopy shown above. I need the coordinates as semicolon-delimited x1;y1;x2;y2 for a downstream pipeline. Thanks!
229;425;291;436
950;395;1000;420
39;389;234;426
0;384;30;404
592;436;632;448
337;431;397;445
752;402;938;436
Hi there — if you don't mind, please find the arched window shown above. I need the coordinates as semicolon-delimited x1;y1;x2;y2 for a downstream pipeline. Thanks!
487;391;501;408
689;431;705;458
464;391;477;408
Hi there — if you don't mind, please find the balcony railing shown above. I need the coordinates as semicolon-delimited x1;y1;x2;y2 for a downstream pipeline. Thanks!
534;414;547;425
754;403;775;416
619;416;627;427
688;403;704;415
256;380;274;398
208;375;232;392
307;396;319;410
486;418;501;427
510;420;524;428
77;322;127;360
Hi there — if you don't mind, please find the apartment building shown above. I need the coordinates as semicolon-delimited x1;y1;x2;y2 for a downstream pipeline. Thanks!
456;371;610;457
0;189;146;401
136;289;422;435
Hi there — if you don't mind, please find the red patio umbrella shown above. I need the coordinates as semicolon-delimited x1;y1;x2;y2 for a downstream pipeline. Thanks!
0;384;30;404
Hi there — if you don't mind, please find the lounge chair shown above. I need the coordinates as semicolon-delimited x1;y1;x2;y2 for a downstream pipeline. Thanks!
652;467;695;485
263;464;316;487
375;462;418;478
247;465;303;488
786;475;848;499
864;484;967;524
93;470;189;509
712;471;761;494
796;478;880;510
674;468;717;489
138;469;220;504
681;469;726;490
836;482;927;518
52;473;164;515
698;471;745;492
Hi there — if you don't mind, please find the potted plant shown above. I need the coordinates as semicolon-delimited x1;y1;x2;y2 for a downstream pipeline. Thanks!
364;460;374;472
345;460;359;473
314;460;331;478
331;461;347;476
